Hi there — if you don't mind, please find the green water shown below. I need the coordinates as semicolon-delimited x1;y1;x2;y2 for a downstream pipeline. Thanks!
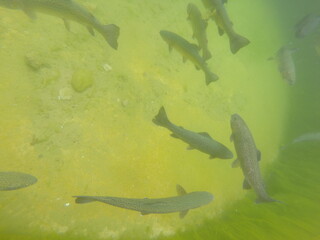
0;0;319;239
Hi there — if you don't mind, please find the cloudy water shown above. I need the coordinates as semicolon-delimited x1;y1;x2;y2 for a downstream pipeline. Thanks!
0;0;319;239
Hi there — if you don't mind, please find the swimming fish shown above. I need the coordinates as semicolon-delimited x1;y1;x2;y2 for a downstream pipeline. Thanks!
153;106;233;159
187;3;212;60
230;114;279;203
295;13;320;38
160;30;219;85
201;0;250;54
274;45;297;86
0;172;37;191
74;184;213;218
0;0;120;49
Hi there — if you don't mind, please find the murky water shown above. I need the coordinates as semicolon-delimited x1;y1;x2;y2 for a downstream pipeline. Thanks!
0;0;319;239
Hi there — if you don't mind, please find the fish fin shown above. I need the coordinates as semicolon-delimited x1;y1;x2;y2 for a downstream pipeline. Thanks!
195;64;201;70
218;27;224;36
209;155;216;159
243;178;251;190
187;145;195;150
176;184;187;196
257;150;261;161
203;49;212;61
183;56;187;63
73;196;96;204
179;210;189;219
87;26;95;36
231;159;240;168
23;8;37;20
170;133;179;138
99;24;120;50
152;106;171;127
229;33;250;54
141;211;150;215
205;70;219;85
198;132;212;139
255;196;283;204
63;19;71;32
230;134;234;142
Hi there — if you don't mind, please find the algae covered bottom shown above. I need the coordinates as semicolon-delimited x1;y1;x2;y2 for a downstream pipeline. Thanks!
1;0;317;239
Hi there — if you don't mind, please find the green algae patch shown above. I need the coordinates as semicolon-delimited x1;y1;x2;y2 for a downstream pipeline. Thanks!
71;69;94;93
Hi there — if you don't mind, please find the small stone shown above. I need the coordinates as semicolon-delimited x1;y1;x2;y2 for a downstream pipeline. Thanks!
71;69;94;93
102;63;112;72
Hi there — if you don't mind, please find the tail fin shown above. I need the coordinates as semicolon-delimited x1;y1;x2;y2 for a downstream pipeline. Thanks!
99;24;120;50
204;69;219;85
152;107;171;127
203;49;212;61
73;196;97;204
255;196;284;204
229;33;250;54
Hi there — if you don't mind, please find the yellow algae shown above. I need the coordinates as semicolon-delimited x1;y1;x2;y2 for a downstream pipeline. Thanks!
0;0;291;239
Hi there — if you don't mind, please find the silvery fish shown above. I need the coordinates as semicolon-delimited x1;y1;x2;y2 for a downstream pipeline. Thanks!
0;0;120;49
295;13;320;38
160;30;218;85
275;46;297;86
187;3;212;60
201;0;250;54
230;114;280;203
74;185;213;218
153;106;233;159
0;172;37;191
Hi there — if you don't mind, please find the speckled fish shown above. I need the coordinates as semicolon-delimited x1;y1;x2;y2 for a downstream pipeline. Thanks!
275;46;296;86
230;114;280;203
74;185;213;218
0;0;120;49
187;3;212;60
295;13;320;38
160;30;219;85
0;172;37;191
153;106;233;159
201;0;250;54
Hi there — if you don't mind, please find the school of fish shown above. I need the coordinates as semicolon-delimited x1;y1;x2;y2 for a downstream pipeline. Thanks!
6;0;319;222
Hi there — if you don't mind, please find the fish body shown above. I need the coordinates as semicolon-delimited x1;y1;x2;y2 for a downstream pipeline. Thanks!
74;185;213;218
201;0;250;54
187;3;212;60
160;30;218;85
276;46;296;85
230;114;278;203
153;107;233;159
0;172;37;191
0;0;119;49
295;13;320;38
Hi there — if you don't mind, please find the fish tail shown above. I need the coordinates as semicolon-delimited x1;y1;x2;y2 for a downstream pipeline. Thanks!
73;196;96;204
203;49;212;61
204;69;219;85
99;24;120;50
153;106;171;127
229;33;250;54
255;196;284;204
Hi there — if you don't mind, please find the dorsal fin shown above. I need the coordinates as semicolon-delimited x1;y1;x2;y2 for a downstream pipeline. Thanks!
179;210;189;218
176;184;187;196
198;132;212;139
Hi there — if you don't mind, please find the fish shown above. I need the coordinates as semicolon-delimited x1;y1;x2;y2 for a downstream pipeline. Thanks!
0;0;120;49
187;3;212;60
295;13;320;38
201;0;250;54
73;184;213;218
0;172;37;191
273;46;297;86
153;106;233;159
160;30;218;85
230;114;280;203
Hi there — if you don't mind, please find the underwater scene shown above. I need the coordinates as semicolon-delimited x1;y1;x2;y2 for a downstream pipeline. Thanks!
0;0;319;239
